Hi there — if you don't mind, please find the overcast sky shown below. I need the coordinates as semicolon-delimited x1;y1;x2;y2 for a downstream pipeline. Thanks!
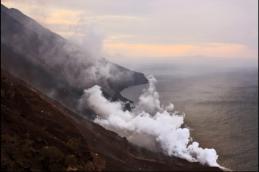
2;0;258;61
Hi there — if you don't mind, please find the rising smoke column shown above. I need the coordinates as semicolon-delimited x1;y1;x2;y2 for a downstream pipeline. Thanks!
79;75;220;167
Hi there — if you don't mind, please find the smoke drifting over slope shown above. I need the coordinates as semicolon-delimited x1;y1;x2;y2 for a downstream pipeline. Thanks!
80;75;221;167
1;4;148;118
1;4;146;88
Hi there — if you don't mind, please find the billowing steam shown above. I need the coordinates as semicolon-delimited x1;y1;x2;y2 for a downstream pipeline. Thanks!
1;5;138;92
79;75;221;167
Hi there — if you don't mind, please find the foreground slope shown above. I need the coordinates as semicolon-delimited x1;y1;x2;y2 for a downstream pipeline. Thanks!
1;71;221;171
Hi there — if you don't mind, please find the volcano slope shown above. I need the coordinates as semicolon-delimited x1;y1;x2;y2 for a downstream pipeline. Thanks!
1;4;147;119
1;71;222;171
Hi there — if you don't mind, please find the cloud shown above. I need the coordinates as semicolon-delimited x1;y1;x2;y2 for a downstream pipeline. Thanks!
2;0;257;59
42;9;83;25
79;75;223;167
104;42;257;58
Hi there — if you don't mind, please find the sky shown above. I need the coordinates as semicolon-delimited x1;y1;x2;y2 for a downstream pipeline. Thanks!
2;0;258;62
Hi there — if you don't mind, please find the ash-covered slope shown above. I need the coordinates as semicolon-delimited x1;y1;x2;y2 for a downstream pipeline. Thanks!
1;70;222;171
1;4;147;118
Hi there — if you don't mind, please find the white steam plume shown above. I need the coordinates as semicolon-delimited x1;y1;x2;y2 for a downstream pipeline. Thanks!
79;75;221;167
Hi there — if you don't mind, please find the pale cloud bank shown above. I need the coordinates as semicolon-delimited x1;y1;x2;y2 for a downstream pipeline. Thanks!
2;0;258;59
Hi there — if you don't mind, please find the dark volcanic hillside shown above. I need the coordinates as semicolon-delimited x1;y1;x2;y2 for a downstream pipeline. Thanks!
1;4;147;119
1;70;222;171
1;71;105;171
1;4;222;171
